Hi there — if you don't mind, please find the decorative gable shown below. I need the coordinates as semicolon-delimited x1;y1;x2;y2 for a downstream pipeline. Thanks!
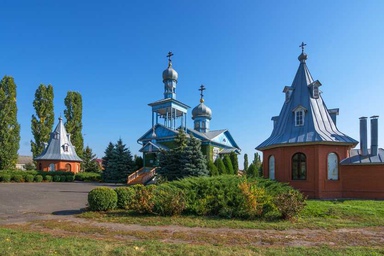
308;80;322;99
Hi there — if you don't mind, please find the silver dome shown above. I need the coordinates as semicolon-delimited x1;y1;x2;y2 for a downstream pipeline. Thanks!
162;62;178;81
192;102;212;120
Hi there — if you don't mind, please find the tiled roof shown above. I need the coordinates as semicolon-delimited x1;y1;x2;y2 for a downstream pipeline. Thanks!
34;118;82;162
257;52;358;150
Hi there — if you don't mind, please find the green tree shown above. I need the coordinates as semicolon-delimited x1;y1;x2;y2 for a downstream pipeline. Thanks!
102;142;114;170
102;139;135;183
0;76;20;170
207;160;218;176
229;151;239;174
243;153;249;172
214;157;227;175
64;91;83;158
223;155;234;175
82;146;100;173
31;84;54;159
253;152;263;176
246;163;258;177
180;135;208;178
134;155;143;170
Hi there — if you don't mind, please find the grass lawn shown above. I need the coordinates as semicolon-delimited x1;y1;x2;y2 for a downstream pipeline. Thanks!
1;200;384;255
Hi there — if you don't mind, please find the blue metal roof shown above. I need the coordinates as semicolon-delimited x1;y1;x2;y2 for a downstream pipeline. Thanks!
34;118;83;162
257;52;358;150
340;148;384;165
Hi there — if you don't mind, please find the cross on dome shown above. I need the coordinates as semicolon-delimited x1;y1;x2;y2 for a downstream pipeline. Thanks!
299;42;307;53
167;51;174;62
199;84;206;103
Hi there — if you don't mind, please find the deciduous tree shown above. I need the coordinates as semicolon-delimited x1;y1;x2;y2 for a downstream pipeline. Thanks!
31;84;54;159
0;76;20;170
64;91;83;158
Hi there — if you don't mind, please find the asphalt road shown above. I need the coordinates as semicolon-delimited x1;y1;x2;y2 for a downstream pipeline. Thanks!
0;182;123;223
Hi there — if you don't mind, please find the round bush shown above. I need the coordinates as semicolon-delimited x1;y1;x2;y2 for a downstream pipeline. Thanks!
53;175;61;182
12;175;24;182
152;185;186;216
25;174;34;182
115;187;135;209
66;175;75;182
60;175;67;182
0;174;11;182
88;187;117;211
34;175;43;182
45;175;53;182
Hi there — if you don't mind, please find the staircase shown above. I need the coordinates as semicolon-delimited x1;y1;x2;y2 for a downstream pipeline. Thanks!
127;167;157;185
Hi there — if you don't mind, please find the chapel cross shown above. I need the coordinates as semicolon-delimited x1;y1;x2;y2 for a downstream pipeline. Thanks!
199;84;206;99
299;42;307;53
167;51;174;62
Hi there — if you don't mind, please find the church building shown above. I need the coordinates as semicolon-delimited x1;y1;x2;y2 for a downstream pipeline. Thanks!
34;117;82;173
256;44;384;199
129;53;240;184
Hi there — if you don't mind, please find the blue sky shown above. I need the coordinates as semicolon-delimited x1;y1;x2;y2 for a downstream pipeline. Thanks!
2;0;384;167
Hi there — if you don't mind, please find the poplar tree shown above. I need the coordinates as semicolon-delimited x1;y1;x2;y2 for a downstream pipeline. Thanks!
31;84;54;159
243;153;249;172
229;151;239;174
64;91;83;158
0;76;20;170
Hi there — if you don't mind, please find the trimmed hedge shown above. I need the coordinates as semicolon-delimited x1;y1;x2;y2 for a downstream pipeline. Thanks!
25;174;34;182
34;175;43;182
0;170;77;183
45;175;53;182
0;174;11;182
88;187;117;211
115;187;135;209
12;175;24;182
75;172;101;182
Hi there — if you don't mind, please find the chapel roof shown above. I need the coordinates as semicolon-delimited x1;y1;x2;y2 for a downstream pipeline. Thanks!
256;46;358;150
34;117;83;162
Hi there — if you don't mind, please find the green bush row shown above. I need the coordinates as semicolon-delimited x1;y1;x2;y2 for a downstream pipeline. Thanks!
87;176;306;220
75;172;101;182
0;170;76;183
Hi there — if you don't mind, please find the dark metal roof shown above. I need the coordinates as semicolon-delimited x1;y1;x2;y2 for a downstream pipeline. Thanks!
34;118;83;162
340;148;384;165
257;52;358;150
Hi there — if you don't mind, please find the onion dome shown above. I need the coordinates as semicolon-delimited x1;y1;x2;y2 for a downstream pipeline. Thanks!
162;61;178;82
192;98;212;120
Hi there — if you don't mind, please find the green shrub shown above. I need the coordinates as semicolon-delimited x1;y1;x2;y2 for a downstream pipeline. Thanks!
75;172;102;182
12;175;24;182
130;185;155;214
66;175;75;182
34;175;43;182
152;185;186;216
274;189;306;220
88;187;117;211
25;174;34;182
60;175;67;182
45;175;53;182
115;187;135;209
53;175;61;182
0;174;11;182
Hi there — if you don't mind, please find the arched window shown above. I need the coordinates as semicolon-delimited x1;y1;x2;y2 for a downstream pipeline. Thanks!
65;163;71;172
268;155;275;180
49;163;55;172
292;153;306;180
39;163;42;171
327;153;339;180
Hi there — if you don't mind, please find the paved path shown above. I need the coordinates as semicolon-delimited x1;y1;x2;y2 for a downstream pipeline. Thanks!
0;182;122;223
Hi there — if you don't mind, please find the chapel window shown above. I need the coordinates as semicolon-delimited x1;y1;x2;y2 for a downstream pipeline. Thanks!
268;155;275;180
295;110;304;126
292;153;306;180
327;153;339;180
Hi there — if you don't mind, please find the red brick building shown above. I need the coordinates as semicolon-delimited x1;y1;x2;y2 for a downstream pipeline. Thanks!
256;45;384;199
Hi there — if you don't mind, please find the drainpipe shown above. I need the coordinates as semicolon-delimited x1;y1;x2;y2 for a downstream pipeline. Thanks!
370;116;379;156
359;117;368;156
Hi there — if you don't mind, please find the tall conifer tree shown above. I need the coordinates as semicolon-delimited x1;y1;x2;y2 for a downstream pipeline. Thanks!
0;76;20;169
64;91;83;158
31;84;54;159
223;155;234;175
229;151;239;174
180;135;208;177
243;153;249;172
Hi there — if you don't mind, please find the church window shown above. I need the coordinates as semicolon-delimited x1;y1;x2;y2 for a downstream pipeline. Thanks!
295;110;304;126
49;163;55;172
201;122;206;129
65;163;71;172
313;86;319;98
292;153;306;180
327;153;339;180
63;144;69;152
268;155;275;180
194;121;200;130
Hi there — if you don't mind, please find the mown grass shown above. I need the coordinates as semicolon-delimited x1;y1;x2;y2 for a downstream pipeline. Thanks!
80;199;384;230
1;227;383;256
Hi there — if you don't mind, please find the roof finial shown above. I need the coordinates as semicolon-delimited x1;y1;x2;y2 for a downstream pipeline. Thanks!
199;84;206;103
299;42;306;53
166;51;173;66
